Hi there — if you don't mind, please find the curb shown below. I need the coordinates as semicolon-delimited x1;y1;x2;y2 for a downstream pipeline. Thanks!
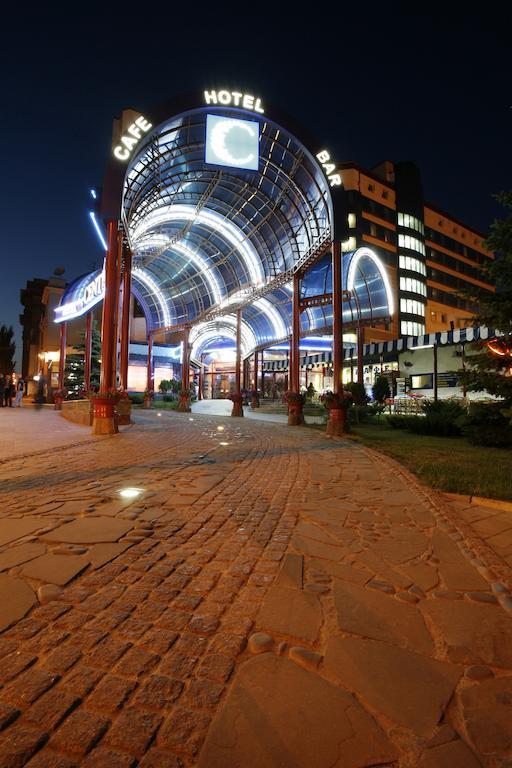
443;492;512;514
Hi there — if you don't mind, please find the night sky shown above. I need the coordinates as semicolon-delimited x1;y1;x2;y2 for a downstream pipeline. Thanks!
1;7;510;364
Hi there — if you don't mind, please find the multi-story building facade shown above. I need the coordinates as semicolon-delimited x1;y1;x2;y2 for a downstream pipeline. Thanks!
340;160;494;341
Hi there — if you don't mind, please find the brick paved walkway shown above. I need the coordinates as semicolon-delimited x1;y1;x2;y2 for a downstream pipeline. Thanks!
0;410;511;767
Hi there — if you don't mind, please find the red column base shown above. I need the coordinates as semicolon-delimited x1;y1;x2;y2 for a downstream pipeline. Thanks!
250;396;260;409
143;396;153;409
54;397;63;411
91;398;119;435
177;393;191;412
326;407;348;437
287;401;304;426
230;394;244;417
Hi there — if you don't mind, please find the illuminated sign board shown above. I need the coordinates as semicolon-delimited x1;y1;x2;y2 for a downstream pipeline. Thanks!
113;115;153;161
205;115;259;171
204;90;264;113
55;270;105;323
316;149;342;187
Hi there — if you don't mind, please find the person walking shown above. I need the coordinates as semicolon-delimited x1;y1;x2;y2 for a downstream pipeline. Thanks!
13;378;24;408
0;374;4;407
4;378;13;407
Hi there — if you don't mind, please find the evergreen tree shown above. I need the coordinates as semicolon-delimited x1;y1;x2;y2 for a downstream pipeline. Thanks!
458;192;512;405
0;325;16;373
372;375;390;404
64;327;101;397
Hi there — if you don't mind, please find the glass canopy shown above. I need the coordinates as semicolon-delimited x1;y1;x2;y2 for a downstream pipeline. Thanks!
57;104;393;355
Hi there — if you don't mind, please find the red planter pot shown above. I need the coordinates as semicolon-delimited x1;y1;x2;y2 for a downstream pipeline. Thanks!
326;406;348;436
91;397;118;419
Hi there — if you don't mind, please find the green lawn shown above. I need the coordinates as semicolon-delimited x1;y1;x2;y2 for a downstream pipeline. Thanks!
351;421;512;501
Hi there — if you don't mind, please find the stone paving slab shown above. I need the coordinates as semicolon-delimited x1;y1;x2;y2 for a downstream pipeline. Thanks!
0;410;510;766
198;654;396;768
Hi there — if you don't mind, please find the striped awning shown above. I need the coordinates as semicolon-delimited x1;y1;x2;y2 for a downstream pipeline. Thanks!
261;326;499;372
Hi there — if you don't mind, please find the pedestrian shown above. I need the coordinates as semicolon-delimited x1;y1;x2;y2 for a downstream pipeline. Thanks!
0;374;4;407
13;378;24;408
4;377;13;407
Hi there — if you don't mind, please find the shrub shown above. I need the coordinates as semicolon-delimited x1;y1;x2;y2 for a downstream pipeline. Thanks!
372;375;390;404
459;401;512;447
417;399;466;437
128;394;144;405
386;414;413;429
386;400;466;437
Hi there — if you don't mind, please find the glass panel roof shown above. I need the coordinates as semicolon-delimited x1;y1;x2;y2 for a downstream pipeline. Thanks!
58;108;393;354
122;106;332;329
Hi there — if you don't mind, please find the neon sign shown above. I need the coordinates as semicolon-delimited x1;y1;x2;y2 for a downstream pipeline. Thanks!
204;90;264;114
55;270;105;323
316;150;342;187
205;115;259;171
113;115;153;161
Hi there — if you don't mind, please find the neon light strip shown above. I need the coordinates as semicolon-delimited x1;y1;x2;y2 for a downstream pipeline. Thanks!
253;297;288;338
137;235;223;305
89;211;108;251
130;204;265;286
346;247;395;316
133;268;172;327
190;316;257;359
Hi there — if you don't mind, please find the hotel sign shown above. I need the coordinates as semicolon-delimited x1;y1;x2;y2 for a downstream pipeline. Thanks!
204;90;264;114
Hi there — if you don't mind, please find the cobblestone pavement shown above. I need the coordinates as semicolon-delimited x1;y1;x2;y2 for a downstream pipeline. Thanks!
0;410;511;767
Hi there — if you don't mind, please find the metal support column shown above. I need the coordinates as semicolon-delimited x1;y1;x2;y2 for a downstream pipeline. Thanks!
253;350;259;391
198;354;204;400
84;312;93;392
177;328;191;411
119;246;132;390
58;322;67;390
332;240;343;394
433;343;438;401
288;271;304;425
231;309;244;416
357;326;364;384
100;220;120;391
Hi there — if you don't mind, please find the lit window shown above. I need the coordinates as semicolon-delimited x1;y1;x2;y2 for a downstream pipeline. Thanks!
399;234;426;256
399;255;427;276
348;213;356;228
401;321;425;336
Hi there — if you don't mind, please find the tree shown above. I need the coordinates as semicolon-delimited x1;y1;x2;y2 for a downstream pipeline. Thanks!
458;192;512;406
64;327;101;397
0;325;16;374
372;375;390;404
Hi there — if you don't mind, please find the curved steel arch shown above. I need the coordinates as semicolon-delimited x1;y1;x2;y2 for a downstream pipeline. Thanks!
120;104;333;333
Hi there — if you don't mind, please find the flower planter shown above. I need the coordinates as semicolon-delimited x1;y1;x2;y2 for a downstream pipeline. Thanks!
250;395;260;409
116;398;132;425
286;394;305;426
90;396;119;435
143;396;153;409
229;393;244;418
326;406;348;437
54;396;63;411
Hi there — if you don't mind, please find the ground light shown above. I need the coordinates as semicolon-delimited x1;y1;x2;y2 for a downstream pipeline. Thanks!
217;425;225;431
119;488;144;499
219;441;229;446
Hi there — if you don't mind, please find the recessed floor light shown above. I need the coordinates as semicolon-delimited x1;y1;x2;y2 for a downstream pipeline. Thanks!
219;441;229;446
119;488;144;499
